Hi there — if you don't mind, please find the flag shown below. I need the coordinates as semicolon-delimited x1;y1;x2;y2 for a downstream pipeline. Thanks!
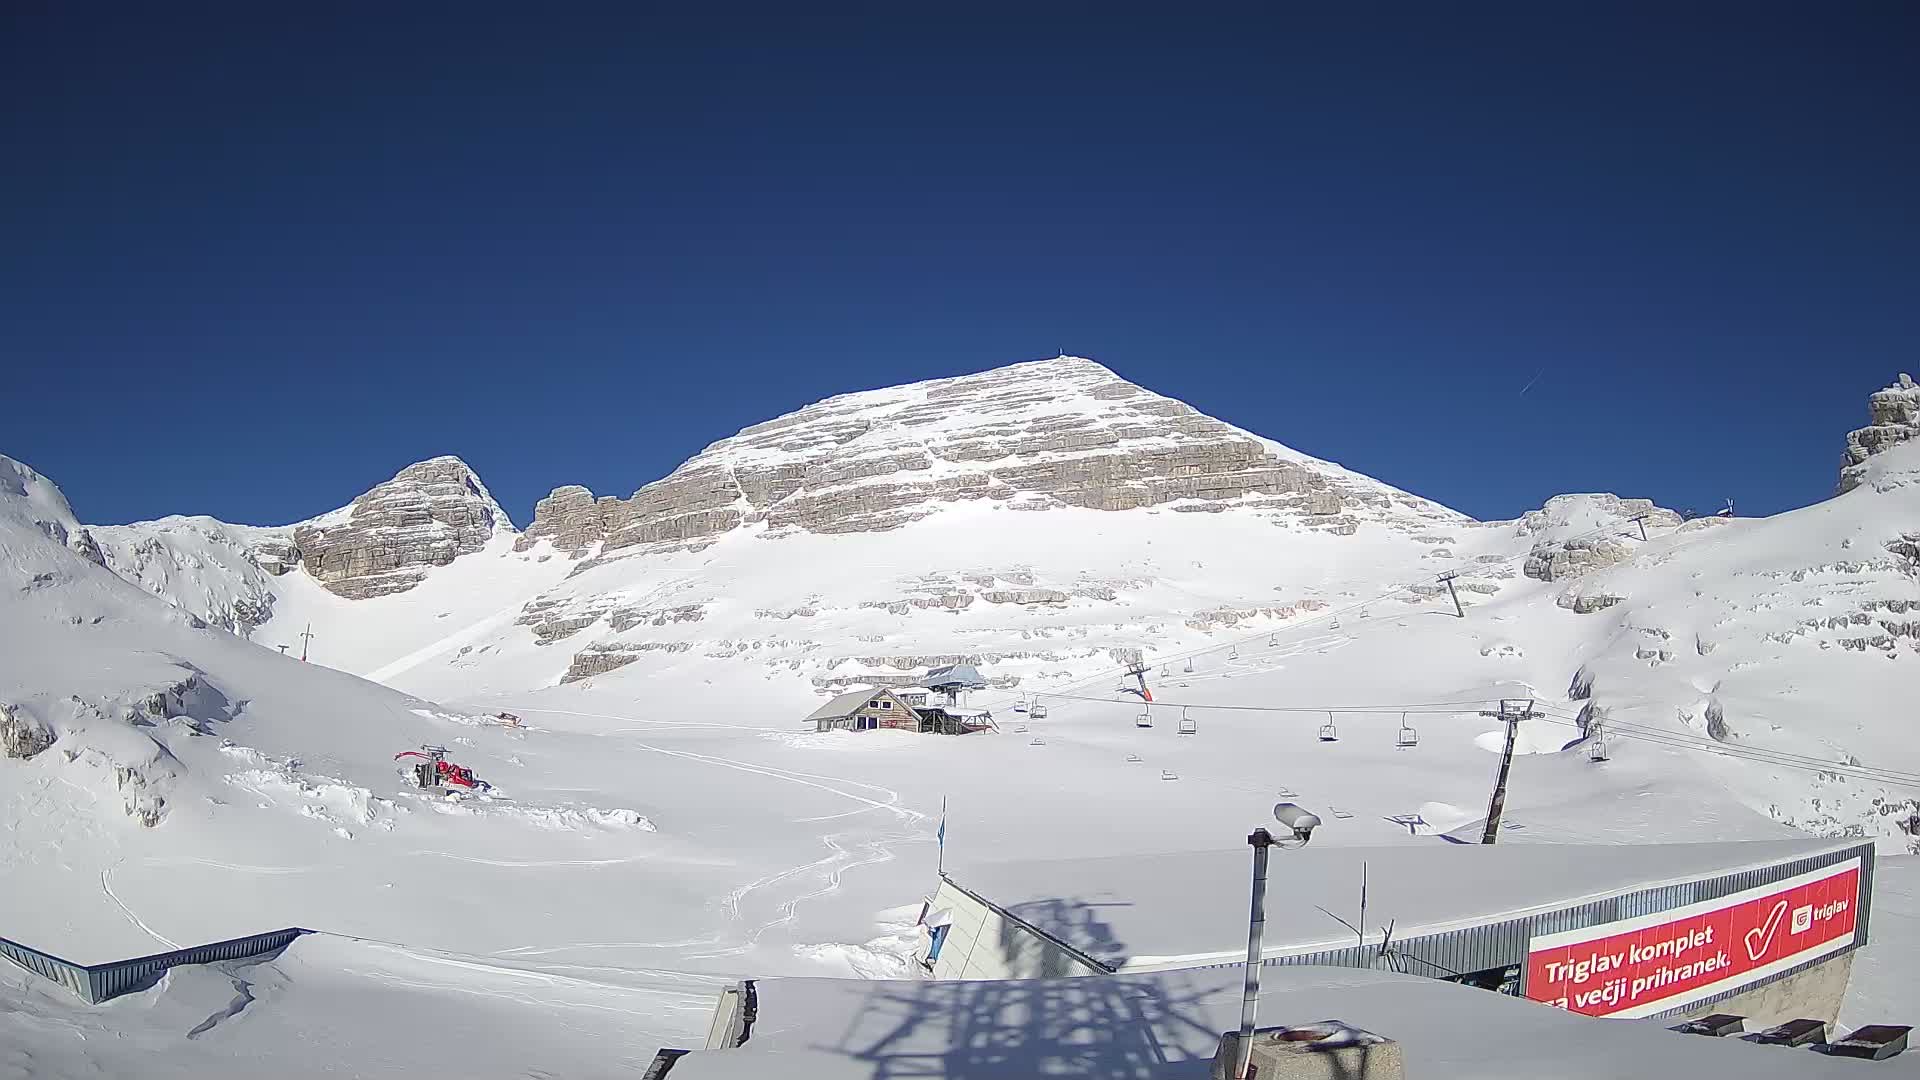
936;797;947;872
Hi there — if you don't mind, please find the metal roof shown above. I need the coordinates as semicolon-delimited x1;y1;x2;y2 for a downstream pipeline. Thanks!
945;837;1859;971
923;663;987;690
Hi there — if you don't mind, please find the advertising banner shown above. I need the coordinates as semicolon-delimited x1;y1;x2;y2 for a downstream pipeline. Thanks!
1526;857;1859;1018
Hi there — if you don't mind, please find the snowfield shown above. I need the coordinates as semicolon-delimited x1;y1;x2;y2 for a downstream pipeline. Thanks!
3;360;1917;1073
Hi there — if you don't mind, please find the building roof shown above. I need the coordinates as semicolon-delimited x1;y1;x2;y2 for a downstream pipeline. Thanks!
804;687;907;722
923;663;987;690
664;965;1880;1080
945;837;1860;972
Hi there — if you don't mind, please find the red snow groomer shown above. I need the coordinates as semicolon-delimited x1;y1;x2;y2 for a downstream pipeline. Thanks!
395;745;491;795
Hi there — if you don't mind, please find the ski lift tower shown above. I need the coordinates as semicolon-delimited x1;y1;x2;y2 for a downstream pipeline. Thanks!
1121;661;1153;703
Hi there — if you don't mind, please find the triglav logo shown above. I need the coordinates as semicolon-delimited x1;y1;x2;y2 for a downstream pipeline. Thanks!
1792;905;1813;935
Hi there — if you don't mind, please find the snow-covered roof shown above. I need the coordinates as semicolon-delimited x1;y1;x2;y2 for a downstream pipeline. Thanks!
667;964;1877;1080
804;687;910;722
946;838;1858;971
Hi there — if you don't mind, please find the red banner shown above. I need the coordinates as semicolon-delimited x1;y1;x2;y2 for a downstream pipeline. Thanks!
1526;859;1859;1018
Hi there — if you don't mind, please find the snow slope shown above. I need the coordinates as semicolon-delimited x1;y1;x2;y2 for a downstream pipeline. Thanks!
5;361;1918;1071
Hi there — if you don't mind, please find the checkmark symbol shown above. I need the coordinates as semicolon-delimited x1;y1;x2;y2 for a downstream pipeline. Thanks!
1745;900;1789;961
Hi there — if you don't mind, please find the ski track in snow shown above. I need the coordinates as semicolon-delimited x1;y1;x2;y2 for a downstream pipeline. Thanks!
525;708;931;961
514;706;787;733
100;863;181;950
405;851;656;869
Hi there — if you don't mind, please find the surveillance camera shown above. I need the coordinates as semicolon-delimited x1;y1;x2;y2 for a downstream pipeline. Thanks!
1273;802;1322;844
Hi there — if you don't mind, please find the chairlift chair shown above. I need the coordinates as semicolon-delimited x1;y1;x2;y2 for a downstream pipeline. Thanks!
1014;723;1028;733
1160;770;1179;781
1588;732;1610;763
1395;712;1419;749
1228;646;1239;660
1160;665;1171;678
1135;709;1153;728
1318;712;1340;742
1268;633;1278;647
1030;703;1048;720
1178;716;1198;736
1126;753;1143;763
1330;618;1341;630
1030;737;1046;746
1360;607;1370;619
1183;657;1194;673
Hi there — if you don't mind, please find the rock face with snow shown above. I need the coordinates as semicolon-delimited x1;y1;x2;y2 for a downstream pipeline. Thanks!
88;517;281;634
292;456;512;598
519;357;1460;560
512;484;604;557
1516;494;1682;581
0;703;54;759
1840;374;1920;493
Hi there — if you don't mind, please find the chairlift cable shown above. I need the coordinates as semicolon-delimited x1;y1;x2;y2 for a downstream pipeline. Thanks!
986;514;1700;711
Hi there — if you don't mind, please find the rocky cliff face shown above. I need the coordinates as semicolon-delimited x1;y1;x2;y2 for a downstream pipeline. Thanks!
518;356;1462;561
1840;374;1919;494
292;456;513;598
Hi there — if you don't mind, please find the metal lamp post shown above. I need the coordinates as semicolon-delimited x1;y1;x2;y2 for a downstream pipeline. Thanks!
1233;802;1321;1080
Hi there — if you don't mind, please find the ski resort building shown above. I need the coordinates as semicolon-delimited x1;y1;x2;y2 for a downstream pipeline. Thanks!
918;838;1875;1026
805;688;924;733
804;686;995;735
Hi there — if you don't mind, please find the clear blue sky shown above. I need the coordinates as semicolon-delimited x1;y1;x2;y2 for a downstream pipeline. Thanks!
3;3;1914;526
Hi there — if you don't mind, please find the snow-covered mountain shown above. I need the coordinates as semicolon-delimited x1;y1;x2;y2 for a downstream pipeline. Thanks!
43;360;1920;851
5;361;1917;1063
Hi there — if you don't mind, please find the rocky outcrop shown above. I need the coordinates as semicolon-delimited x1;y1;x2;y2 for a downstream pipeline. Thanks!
1;703;54;759
982;588;1069;606
515;357;1463;560
252;538;300;576
1840;374;1920;493
513;485;605;557
518;595;709;645
1516;495;1681;582
68;528;106;567
293;457;511;598
561;641;693;683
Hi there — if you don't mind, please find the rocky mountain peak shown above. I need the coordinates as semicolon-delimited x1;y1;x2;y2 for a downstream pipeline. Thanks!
517;356;1463;561
1840;373;1920;494
290;455;513;598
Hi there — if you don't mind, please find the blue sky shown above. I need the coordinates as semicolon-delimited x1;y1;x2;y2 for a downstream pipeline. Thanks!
2;3;1914;526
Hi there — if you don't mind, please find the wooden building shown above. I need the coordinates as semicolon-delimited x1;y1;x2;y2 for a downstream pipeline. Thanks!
805;688;924;733
805;687;994;735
